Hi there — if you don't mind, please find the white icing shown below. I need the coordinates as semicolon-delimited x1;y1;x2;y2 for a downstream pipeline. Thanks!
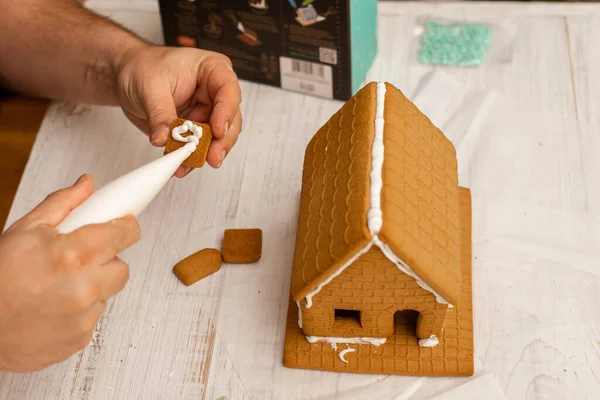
338;347;356;363
304;242;373;308
172;120;203;146
418;335;439;348
367;82;386;235
296;301;303;329
448;304;454;308
372;236;449;304
57;143;196;234
306;336;386;351
302;236;450;308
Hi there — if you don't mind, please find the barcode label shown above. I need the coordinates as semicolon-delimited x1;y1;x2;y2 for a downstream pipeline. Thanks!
291;60;325;77
319;47;338;65
279;57;333;99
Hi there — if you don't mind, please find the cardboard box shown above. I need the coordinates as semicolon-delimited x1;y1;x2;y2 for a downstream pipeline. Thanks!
158;0;378;101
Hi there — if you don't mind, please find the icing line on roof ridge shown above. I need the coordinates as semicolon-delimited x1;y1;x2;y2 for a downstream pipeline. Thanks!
367;82;386;235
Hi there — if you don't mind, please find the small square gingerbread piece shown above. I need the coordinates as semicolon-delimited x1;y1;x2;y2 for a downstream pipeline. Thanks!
164;118;213;168
222;229;262;264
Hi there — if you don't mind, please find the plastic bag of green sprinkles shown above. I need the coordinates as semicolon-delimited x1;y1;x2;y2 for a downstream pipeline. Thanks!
419;21;494;66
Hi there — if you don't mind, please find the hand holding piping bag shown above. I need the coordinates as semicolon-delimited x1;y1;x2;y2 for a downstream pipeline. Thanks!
0;53;239;370
0;175;140;372
0;0;244;372
0;115;213;370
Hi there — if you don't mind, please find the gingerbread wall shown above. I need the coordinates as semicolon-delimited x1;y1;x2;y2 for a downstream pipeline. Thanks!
300;246;449;339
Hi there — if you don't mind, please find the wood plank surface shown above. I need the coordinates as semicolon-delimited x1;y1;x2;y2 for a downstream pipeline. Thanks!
1;2;600;400
0;95;48;228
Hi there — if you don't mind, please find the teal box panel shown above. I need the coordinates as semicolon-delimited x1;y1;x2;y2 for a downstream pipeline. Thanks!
350;0;378;95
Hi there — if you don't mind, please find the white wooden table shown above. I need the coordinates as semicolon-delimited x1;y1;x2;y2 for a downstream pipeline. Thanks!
2;2;600;399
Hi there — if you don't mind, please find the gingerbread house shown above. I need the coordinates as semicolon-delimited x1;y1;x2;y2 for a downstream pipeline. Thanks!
283;81;474;376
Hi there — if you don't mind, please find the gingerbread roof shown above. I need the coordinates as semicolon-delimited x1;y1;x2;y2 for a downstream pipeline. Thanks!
290;82;462;305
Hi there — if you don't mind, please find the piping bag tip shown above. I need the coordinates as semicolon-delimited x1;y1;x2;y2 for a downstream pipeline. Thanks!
56;143;196;234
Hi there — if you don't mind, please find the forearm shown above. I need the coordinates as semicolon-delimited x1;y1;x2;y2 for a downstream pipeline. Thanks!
0;0;147;105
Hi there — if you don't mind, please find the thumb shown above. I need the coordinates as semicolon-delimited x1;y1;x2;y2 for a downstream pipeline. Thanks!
145;82;178;147
16;174;94;229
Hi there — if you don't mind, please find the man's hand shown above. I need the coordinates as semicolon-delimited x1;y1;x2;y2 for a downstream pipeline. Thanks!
0;1;243;178
116;46;243;177
0;175;140;372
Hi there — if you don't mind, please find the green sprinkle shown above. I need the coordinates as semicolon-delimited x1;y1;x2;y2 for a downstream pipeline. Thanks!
419;21;493;66
218;397;227;400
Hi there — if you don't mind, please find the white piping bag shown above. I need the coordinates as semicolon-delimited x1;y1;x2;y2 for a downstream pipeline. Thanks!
56;142;196;234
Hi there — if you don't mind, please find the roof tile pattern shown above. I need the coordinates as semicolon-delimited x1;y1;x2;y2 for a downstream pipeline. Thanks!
379;83;461;305
290;81;462;305
290;83;377;301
